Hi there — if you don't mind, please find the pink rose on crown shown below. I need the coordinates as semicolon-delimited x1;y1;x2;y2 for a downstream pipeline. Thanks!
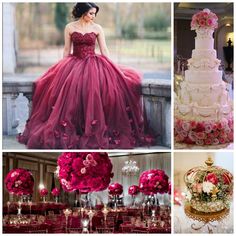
206;173;218;185
57;152;113;193
108;183;123;196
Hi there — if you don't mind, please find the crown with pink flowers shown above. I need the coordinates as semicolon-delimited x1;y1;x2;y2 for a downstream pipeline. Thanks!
191;8;218;30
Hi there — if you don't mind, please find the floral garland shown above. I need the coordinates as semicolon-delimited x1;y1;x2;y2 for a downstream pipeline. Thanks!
108;183;123;196
5;168;34;196
128;185;140;196
57;152;113;192
175;118;233;145
191;8;218;30
139;169;169;195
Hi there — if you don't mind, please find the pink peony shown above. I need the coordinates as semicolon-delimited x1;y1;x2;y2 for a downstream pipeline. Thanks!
51;187;60;197
108;183;123;196
4;168;34;196
206;173;218;185
139;169;169;195
39;188;48;197
57;152;113;193
128;185;140;196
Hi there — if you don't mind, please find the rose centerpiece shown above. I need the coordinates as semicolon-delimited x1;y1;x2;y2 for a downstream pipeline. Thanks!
139;169;169;207
108;183;123;209
57;152;113;192
39;188;48;202
128;185;140;207
5;168;34;197
57;152;113;207
51;187;60;203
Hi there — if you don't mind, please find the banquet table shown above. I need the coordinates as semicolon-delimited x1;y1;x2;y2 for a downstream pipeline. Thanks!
3;202;68;215
120;223;171;233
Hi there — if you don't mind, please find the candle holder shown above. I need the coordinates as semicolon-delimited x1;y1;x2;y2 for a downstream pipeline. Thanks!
63;208;72;233
7;201;11;216
102;205;109;227
81;218;89;233
87;209;95;232
28;201;32;217
17;201;22;216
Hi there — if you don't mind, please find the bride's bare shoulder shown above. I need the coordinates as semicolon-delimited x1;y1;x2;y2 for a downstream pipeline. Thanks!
92;23;103;33
65;22;76;31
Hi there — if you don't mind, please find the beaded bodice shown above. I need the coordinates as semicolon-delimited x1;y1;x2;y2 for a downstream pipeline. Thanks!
71;32;97;59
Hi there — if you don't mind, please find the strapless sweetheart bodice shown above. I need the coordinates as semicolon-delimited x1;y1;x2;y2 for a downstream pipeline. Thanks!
71;32;97;59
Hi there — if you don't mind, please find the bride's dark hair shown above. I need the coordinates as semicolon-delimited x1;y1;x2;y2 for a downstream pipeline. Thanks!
72;2;99;19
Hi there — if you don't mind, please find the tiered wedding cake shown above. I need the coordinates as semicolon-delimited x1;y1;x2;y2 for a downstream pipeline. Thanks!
175;9;233;146
184;156;233;213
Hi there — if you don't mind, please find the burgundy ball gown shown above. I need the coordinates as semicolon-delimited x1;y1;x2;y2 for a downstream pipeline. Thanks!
18;32;153;149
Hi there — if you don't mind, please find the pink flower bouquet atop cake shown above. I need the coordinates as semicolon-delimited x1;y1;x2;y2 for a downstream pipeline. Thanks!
139;169;169;195
108;183;123;196
191;8;218;30
5;168;34;196
57;152;113;192
128;185;140;196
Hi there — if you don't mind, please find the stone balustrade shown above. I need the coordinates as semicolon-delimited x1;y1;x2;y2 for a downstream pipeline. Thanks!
3;75;171;147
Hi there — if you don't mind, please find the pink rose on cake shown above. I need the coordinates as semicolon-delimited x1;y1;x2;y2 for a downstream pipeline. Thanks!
191;8;218;30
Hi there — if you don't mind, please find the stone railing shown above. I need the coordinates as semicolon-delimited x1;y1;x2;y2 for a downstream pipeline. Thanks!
3;75;171;147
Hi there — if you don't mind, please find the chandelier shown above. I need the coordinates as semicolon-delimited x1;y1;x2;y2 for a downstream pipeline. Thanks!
122;160;140;176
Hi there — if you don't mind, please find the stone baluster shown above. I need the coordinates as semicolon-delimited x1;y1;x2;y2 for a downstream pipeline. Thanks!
2;93;20;135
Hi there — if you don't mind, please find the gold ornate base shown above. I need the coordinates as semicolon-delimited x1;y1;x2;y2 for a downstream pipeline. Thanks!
184;205;229;223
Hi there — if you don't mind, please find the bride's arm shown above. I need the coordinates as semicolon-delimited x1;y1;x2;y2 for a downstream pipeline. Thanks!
63;25;72;58
97;25;110;57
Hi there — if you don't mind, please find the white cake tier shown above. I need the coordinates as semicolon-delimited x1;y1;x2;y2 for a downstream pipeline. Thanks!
175;101;232;121
185;70;222;83
179;81;229;105
195;28;214;50
175;81;233;121
189;49;221;71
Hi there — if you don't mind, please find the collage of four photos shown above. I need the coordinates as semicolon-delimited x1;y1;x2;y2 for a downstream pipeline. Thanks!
2;1;234;234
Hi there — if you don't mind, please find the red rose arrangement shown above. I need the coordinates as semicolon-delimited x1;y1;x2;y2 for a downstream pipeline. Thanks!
5;168;34;196
191;8;218;30
39;188;48;197
57;152;113;192
108;183;123;196
51;187;60;197
139;169;169;195
128;185;140;196
174;118;233;145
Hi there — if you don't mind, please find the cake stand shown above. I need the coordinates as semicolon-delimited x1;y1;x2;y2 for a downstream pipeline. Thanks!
184;204;230;233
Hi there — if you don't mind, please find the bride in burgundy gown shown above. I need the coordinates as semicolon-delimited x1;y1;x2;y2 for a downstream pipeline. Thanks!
18;2;153;149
